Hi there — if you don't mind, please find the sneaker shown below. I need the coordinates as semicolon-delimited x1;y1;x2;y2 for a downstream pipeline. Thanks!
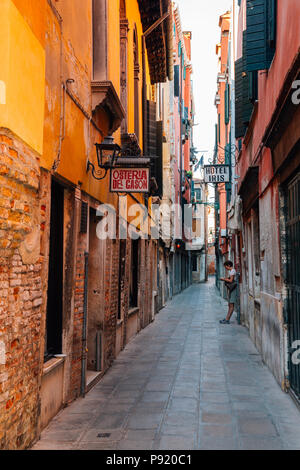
219;319;230;324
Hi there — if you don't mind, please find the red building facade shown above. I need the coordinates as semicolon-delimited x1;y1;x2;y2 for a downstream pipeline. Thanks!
234;0;300;400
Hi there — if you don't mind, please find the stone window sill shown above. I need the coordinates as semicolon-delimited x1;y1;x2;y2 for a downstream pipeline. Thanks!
43;355;66;376
128;307;139;317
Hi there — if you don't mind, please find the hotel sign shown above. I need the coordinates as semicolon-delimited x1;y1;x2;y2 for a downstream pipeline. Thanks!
204;165;230;183
110;168;150;193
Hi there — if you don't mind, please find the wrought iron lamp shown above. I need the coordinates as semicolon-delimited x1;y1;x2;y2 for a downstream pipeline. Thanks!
87;136;121;180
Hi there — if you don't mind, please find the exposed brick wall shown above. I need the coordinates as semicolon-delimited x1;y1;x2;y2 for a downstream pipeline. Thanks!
69;231;86;401
104;239;119;368
0;149;160;448
0;131;43;450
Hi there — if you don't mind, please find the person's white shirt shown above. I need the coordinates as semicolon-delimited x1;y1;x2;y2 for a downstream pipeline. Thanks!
229;269;236;279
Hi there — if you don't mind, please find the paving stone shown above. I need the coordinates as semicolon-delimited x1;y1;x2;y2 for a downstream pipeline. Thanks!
141;391;170;402
159;424;197;437
200;382;227;392
127;413;163;430
172;386;200;399
145;381;173;392
198;437;238;450
77;442;119;450
200;392;230;403
237;417;278;437
200;424;236;439
92;412;128;429
200;402;232;414
117;440;154;450
32;440;76;450
167;397;198;412
201;412;232;424
125;429;157;440
156;436;195;450
164;411;197;427
240;437;284;450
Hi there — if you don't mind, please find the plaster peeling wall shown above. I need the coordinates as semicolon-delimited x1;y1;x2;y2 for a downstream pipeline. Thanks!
259;184;284;385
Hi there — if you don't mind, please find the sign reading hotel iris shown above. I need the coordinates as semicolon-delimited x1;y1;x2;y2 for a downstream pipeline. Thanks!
110;168;150;193
204;165;230;183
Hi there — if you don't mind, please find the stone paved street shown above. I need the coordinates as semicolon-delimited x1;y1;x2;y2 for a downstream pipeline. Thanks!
32;278;300;450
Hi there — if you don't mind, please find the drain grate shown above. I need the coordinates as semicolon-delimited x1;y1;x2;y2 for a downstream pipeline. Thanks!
97;433;111;438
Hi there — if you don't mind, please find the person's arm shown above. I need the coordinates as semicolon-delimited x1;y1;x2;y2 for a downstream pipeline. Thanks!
221;274;235;283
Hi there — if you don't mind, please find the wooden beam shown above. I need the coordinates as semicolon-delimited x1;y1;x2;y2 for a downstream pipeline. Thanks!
143;9;170;38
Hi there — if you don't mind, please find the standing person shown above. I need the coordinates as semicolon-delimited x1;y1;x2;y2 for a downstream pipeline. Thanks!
219;261;237;324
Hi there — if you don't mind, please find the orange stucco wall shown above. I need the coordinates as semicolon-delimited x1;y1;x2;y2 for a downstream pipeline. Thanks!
40;0;152;225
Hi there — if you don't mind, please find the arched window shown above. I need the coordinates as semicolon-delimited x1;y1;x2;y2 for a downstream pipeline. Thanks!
120;0;128;133
133;26;140;142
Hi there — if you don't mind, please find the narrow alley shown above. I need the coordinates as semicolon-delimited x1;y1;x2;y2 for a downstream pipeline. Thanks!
32;279;300;451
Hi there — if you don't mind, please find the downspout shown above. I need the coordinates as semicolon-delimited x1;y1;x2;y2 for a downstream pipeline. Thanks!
48;0;65;173
81;251;89;397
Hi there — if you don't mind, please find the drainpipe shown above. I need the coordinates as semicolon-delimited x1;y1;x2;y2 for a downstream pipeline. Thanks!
142;36;147;156
81;251;89;397
48;0;65;173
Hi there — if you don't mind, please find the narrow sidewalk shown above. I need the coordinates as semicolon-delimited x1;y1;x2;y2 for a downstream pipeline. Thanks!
32;278;300;450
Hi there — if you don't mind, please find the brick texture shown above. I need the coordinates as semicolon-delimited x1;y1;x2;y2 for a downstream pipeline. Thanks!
0;131;43;450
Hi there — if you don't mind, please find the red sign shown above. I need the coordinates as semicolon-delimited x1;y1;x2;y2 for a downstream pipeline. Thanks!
110;168;149;193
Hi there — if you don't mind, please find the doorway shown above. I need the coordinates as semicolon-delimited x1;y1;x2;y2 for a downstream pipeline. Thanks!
45;179;64;361
285;171;300;402
87;207;105;386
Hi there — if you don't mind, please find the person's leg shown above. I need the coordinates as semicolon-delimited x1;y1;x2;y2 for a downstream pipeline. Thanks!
226;302;234;321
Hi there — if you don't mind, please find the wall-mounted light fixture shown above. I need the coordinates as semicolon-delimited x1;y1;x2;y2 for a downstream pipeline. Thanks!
87;136;121;180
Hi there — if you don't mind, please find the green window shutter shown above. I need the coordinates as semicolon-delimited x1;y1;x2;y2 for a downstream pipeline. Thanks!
225;83;230;125
225;143;230;165
191;180;195;201
174;65;180;97
183;66;186;80
225;144;231;203
245;0;276;72
195;188;201;202
242;31;254;126
248;70;258;103
235;57;244;138
181;51;184;68
178;40;181;57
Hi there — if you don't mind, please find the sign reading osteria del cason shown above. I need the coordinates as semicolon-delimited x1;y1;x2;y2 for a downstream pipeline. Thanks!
110;168;150;193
